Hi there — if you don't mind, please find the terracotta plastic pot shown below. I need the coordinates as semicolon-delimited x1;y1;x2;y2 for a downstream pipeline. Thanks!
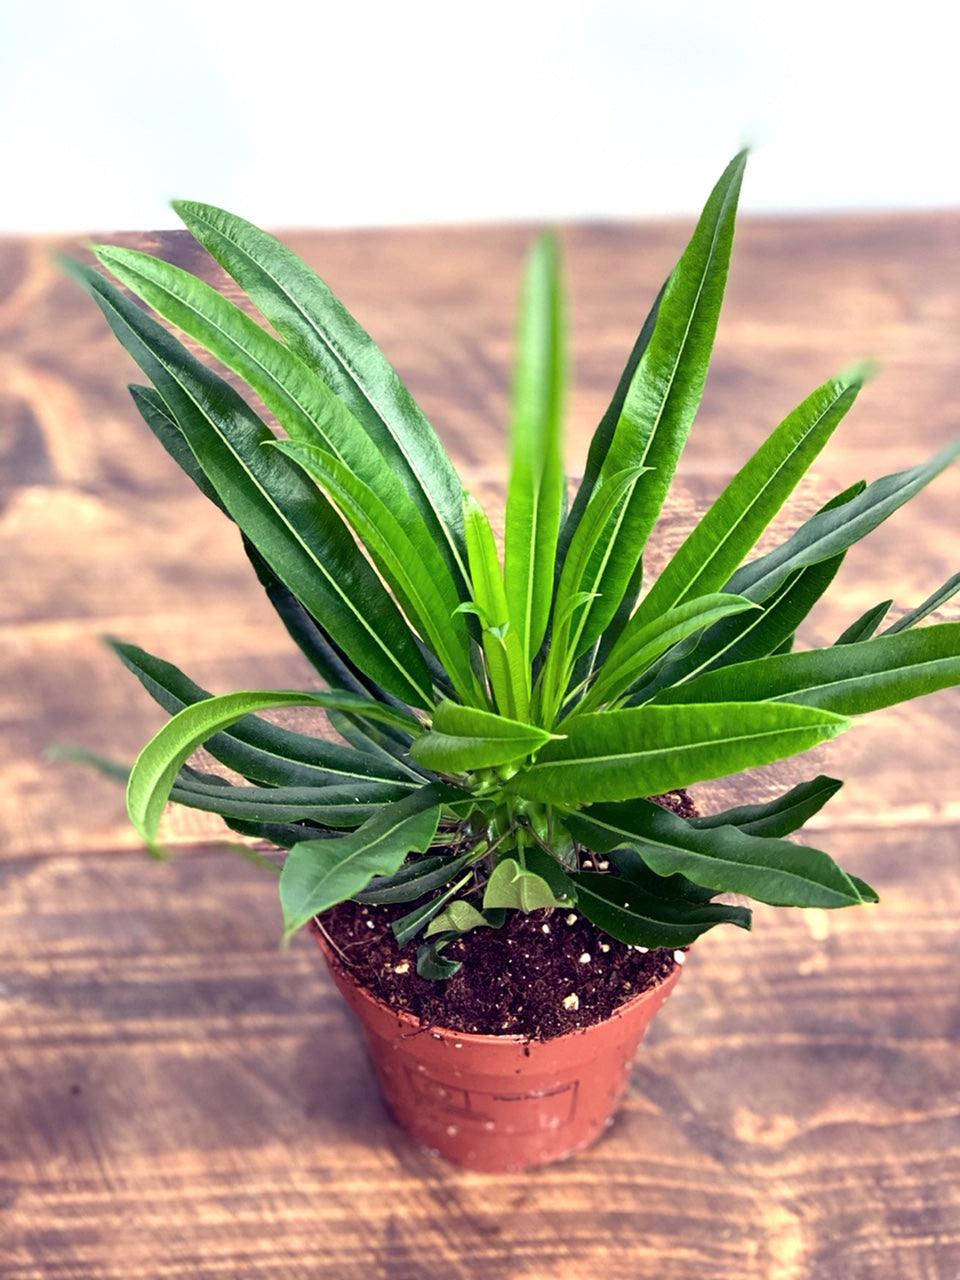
314;927;680;1172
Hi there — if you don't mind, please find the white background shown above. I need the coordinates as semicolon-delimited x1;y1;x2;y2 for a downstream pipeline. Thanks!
1;0;958;233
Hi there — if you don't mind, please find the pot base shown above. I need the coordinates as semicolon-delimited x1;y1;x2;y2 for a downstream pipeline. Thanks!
315;928;680;1172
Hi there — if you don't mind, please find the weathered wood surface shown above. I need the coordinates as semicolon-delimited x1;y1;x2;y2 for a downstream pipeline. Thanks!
1;213;958;1278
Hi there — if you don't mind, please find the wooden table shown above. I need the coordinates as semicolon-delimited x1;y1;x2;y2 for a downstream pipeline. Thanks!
2;213;958;1279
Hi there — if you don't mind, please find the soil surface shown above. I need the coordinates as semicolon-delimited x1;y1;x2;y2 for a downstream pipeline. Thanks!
318;790;695;1040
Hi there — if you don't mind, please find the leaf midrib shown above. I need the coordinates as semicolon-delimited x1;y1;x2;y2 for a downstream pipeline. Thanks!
525;718;839;773
765;651;960;703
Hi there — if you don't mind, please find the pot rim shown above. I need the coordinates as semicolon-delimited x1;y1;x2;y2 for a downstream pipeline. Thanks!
312;918;681;1049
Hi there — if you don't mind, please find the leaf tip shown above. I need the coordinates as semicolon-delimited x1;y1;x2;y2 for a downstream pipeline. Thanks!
839;358;880;390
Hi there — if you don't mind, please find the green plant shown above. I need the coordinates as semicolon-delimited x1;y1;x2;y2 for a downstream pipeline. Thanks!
65;151;960;982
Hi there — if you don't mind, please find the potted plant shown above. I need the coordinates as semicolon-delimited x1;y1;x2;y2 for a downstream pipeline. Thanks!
63;151;960;1172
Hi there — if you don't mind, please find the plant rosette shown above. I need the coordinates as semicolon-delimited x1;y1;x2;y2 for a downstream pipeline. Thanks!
61;151;960;1172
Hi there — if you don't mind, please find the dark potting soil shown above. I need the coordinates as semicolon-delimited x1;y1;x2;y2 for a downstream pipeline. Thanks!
318;789;695;1041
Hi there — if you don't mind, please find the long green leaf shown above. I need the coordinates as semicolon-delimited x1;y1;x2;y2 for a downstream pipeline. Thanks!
241;540;412;714
67;261;434;705
504;233;567;663
221;816;328;850
557;281;666;568
129;383;226;511
728;444;960;602
170;772;412;826
882;571;960;634
109;639;417;788
507;702;848;805
609;846;717;904
356;846;482;904
127;689;423;850
93;246;420;516
835;600;893;645
328;709;427;783
579;593;759;714
127;395;365;771
700;556;845;672
274;440;479;703
691;775;843;837
570;872;751;948
536;467;647;720
463;495;529;718
172;199;469;587
635;373;862;625
98;243;468;629
567;798;866;908
279;788;443;939
653;623;960;716
633;482;865;701
571;151;746;649
411;700;558;774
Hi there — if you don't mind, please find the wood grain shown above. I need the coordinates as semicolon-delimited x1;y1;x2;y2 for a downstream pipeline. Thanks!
1;212;958;1278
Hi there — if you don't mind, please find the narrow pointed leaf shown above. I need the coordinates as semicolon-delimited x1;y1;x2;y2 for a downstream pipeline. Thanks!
572;151;747;648
274;440;478;702
882;571;960;634
636;373;862;625
504;233;567;662
392;870;474;946
537;467;647;717
129;383;226;511
463;494;529;718
170;772;412;826
835;600;893;645
280;789;444;938
222;816;327;850
634;483;865;701
567;798;864;908
328;710;427;783
610;846;717;904
67;261;433;705
127;689;423;850
241;540;412;715
411;700;558;773
580;593;759;713
653;623;960;716
728;444;960;603
356;846;482;904
558;280;666;567
691;775;843;837
172;199;469;586
570;872;751;948
92;245;432;531
109;639;418;788
506;702;848;805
